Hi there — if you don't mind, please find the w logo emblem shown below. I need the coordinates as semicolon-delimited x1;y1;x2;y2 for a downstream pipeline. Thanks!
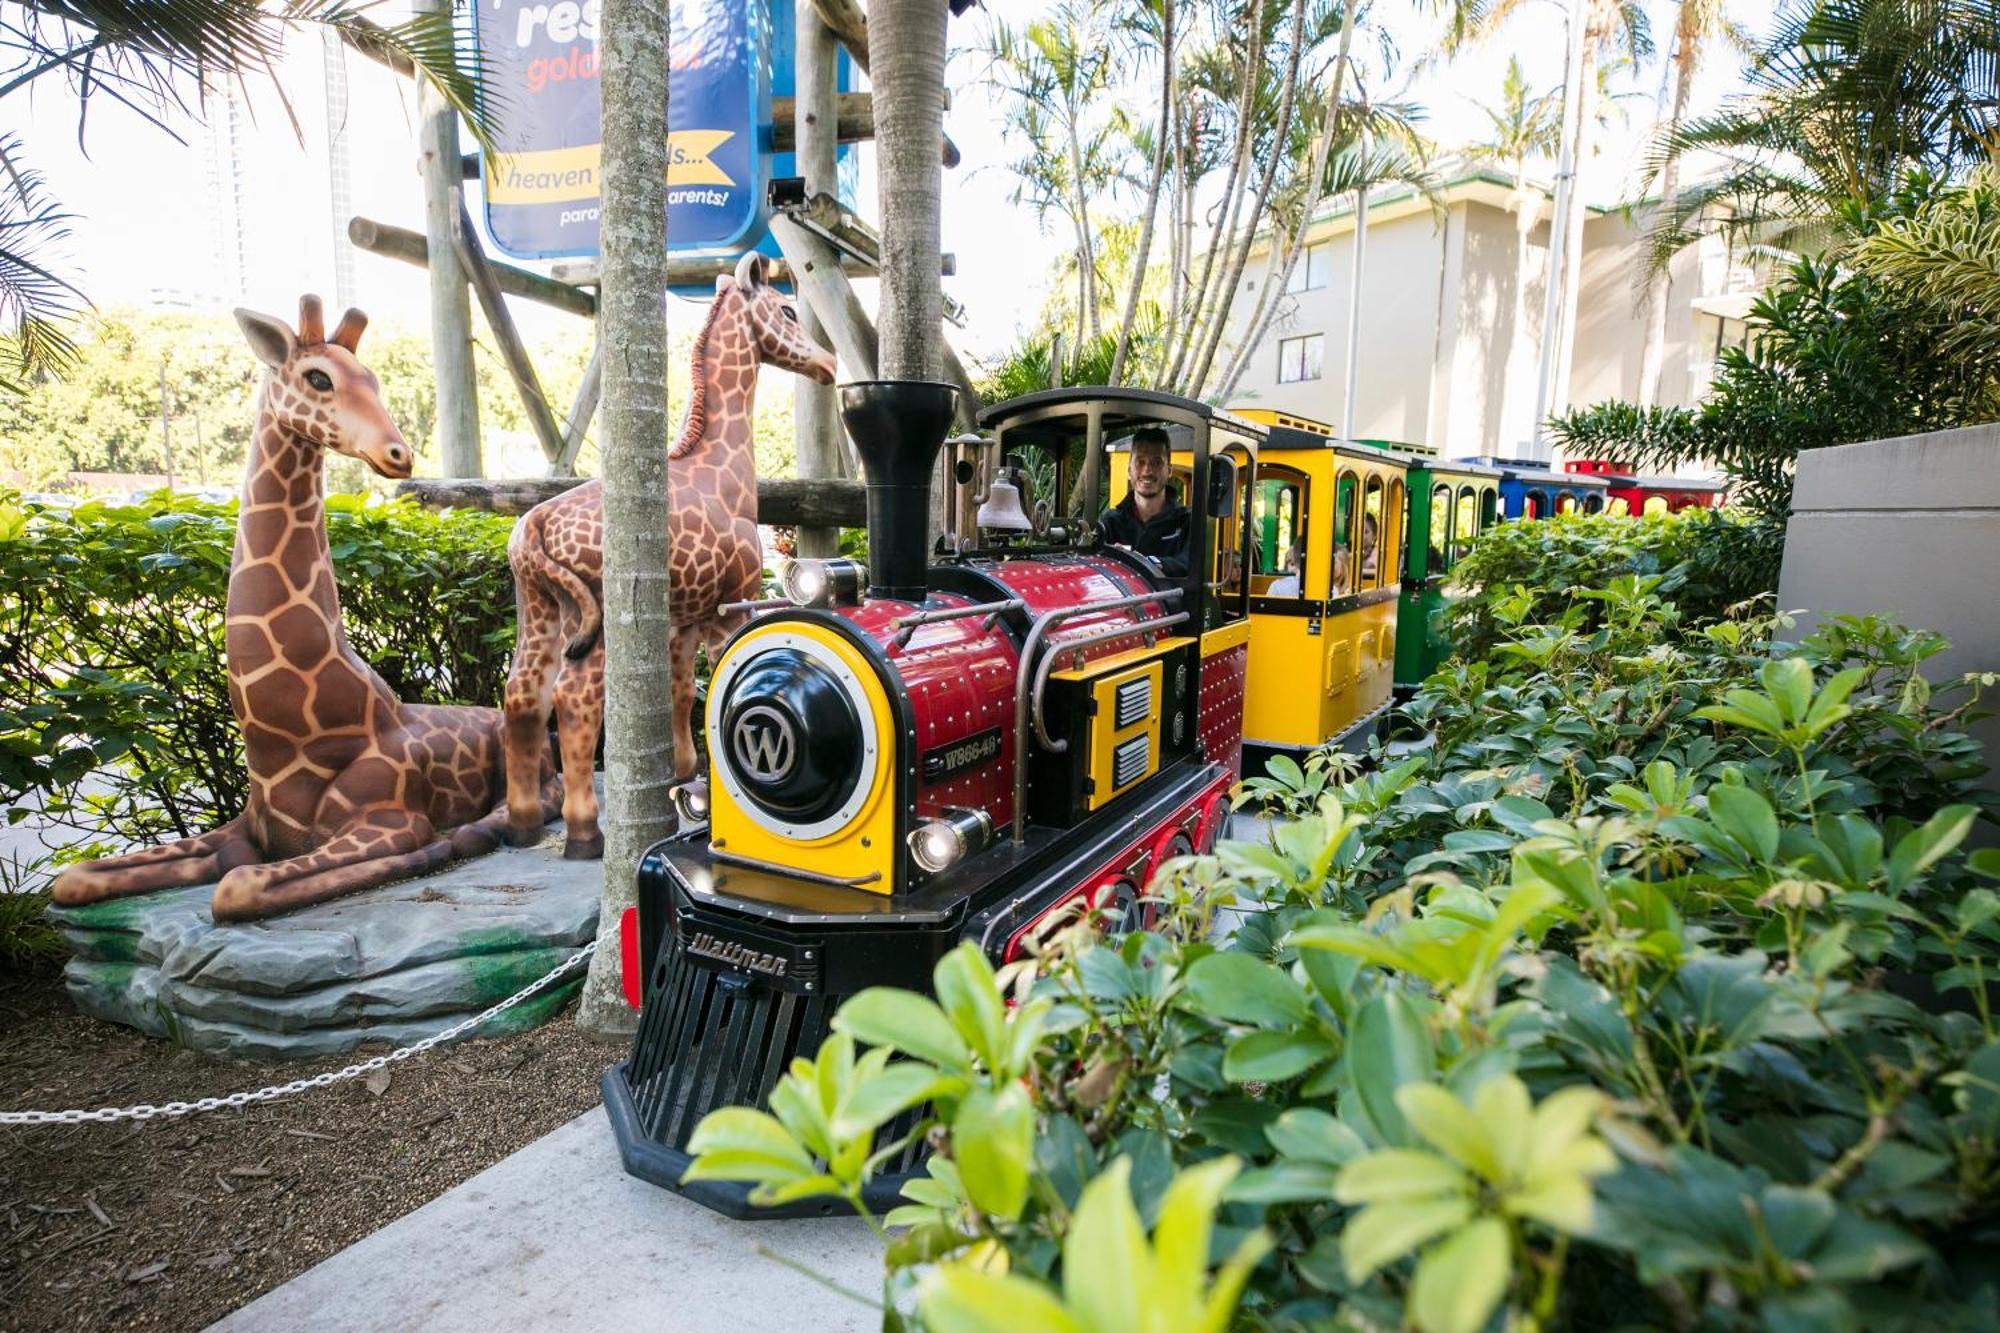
731;706;797;784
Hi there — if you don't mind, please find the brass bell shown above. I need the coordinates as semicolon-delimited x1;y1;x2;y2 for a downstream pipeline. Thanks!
976;472;1034;533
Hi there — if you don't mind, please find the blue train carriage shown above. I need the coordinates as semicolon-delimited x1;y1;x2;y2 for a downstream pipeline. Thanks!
1466;456;1613;519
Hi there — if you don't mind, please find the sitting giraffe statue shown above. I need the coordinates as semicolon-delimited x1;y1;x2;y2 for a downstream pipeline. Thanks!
504;252;836;857
50;296;556;921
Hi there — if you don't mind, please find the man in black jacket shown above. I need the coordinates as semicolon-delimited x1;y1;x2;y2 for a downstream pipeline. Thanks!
1097;428;1190;577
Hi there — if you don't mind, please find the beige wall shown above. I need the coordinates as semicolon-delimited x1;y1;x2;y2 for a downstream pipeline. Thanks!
1223;183;1734;459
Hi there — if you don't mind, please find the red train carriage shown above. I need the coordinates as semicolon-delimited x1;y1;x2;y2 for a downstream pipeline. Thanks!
603;382;1259;1217
1562;459;1728;514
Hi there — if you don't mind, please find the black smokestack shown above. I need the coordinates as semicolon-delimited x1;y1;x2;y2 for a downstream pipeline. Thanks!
839;380;960;602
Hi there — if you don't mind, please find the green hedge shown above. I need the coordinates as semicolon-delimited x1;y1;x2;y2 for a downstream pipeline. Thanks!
0;491;516;852
681;572;1999;1331
1445;508;1782;662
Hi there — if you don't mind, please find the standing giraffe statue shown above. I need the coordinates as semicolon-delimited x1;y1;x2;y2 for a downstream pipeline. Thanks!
50;296;556;921
504;252;836;858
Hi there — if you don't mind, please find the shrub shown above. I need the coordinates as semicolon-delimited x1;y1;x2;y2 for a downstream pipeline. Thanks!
686;585;1998;1332
0;490;517;850
1443;509;1776;662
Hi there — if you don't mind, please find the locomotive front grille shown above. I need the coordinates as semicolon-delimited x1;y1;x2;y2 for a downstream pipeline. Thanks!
608;928;926;1219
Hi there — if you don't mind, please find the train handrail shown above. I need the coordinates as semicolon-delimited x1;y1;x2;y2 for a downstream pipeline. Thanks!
1010;587;1183;844
889;597;1026;648
1030;613;1190;752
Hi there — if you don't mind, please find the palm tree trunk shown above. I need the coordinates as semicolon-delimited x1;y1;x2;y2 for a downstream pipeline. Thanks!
1067;130;1101;342
1110;0;1175;385
873;0;949;380
1214;2;1352;401
1189;0;1308;396
1167;0;1265;391
580;0;671;1036
1638;19;1696;407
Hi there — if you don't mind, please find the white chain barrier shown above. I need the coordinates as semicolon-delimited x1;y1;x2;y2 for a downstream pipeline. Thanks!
1;940;597;1127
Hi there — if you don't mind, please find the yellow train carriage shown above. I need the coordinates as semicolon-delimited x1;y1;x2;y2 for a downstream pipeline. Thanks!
1235;425;1408;772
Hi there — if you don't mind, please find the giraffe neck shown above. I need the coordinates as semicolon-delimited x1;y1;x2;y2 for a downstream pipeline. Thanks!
672;298;759;512
226;380;345;698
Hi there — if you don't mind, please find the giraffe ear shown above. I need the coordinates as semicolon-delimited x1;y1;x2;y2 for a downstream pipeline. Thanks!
714;275;731;297
734;251;767;289
235;308;297;368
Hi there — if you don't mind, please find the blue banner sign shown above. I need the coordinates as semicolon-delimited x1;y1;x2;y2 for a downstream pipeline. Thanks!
475;0;773;262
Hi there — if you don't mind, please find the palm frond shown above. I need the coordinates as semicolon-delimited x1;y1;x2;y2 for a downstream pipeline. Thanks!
0;135;84;392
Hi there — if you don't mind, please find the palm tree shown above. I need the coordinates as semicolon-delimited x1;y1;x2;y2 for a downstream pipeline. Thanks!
1643;0;2000;272
1635;0;1748;406
1108;0;1176;385
584;0;673;1035
875;0;952;378
985;6;1116;345
0;2;485;389
1471;57;1561;445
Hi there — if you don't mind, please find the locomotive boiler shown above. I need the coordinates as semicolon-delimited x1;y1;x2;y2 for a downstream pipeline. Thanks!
602;380;1259;1217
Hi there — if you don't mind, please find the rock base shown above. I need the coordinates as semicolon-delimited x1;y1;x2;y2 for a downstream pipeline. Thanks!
46;840;601;1059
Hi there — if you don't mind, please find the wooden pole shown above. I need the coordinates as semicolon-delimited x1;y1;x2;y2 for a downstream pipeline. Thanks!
397;475;865;524
555;337;604;477
792;0;845;558
413;0;481;478
449;194;569;467
349;217;598;318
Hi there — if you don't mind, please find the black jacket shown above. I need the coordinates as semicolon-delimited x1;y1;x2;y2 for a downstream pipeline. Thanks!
1098;493;1191;577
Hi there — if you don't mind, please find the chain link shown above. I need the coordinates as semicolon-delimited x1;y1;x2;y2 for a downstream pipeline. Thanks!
1;940;598;1127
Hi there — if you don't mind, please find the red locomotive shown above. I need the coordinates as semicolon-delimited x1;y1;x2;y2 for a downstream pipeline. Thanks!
1562;458;1728;514
603;381;1257;1216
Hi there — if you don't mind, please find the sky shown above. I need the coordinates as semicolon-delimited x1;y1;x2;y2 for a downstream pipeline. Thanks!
5;0;1781;367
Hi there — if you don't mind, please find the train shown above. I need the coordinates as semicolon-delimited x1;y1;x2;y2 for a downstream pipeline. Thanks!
601;383;1727;1216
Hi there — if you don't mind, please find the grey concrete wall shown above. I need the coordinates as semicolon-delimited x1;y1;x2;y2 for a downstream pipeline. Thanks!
1778;425;2000;796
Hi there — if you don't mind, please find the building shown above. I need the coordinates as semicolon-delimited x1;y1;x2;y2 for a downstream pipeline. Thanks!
1220;164;1766;459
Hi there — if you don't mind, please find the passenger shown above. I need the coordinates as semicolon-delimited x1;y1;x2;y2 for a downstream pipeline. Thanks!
1332;513;1377;595
1098;427;1190;577
1267;534;1305;596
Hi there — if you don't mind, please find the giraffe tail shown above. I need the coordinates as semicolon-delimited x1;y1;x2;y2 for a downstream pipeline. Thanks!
514;512;603;661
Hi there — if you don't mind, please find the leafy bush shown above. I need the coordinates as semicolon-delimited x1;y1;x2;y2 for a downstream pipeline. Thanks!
687;579;1998;1332
0;490;517;850
0;853;61;972
1443;509;1776;662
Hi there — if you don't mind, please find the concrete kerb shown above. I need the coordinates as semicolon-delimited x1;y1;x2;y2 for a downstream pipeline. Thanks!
207;1108;885;1332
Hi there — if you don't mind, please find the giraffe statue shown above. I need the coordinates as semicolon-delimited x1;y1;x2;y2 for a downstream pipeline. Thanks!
50;296;556;922
503;252;835;858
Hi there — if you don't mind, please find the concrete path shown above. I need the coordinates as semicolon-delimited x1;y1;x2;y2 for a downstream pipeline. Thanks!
209;1109;885;1333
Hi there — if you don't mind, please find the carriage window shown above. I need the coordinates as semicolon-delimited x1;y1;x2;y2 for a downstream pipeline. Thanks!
1480;488;1498;530
1362;478;1385;588
1643;495;1669;516
1525;489;1548;519
1429;483;1453;573
1386;479;1405;587
1333;469;1358;597
1583;494;1604;514
1252;466;1308;597
1556;493;1578;515
1208;450;1252;618
1608;496;1631;517
1454;487;1478;562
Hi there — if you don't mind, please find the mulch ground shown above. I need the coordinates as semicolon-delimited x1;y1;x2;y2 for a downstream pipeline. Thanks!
0;965;620;1333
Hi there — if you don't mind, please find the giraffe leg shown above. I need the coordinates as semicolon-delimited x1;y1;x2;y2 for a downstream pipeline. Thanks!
669;622;701;783
502;572;566;848
555;642;606;860
50;814;261;907
210;808;447;922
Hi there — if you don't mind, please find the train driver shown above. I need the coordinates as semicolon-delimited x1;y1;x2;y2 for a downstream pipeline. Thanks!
1099;428;1191;577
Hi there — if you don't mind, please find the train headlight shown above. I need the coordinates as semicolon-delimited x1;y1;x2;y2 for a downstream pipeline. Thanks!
671;779;710;825
782;557;866;608
909;806;994;874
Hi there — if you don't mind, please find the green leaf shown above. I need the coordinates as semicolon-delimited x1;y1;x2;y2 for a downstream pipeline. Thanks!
1707;784;1779;862
834;987;971;1074
1886;804;1978;892
952;1083;1035;1222
831;1062;950;1139
1222;1027;1334;1083
1340;1196;1474;1283
934;942;1008;1070
1397;1084;1500;1181
919;1266;1082;1333
1266;1108;1368;1167
1407;1217;1511;1333
1335;1149;1469;1205
1346;990;1437;1147
683;1107;814;1173
1762;657;1814;725
1184;951;1314;1028
1062;1156;1147;1332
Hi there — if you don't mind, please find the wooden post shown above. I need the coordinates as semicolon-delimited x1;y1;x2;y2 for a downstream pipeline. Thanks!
555;337;604;477
449;194;569;467
414;0;481;477
793;0;845;558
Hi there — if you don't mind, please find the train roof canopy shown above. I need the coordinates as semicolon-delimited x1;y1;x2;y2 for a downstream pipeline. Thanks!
979;386;1265;444
1464;456;1612;490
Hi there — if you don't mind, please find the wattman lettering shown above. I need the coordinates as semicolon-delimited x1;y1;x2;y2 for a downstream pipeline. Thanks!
685;931;789;979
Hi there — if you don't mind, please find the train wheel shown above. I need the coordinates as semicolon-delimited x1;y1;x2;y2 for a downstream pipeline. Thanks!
1094;878;1143;935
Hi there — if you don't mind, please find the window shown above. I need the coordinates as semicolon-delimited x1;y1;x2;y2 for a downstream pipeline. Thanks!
1643;495;1670;516
1583;494;1604;514
1480;489;1498;529
1333;469;1359;596
1386;479;1405;585
1525;489;1548;520
1556;493;1578;515
1277;334;1324;383
1429;484;1454;573
1608;496;1631;517
1253;468;1308;597
1362;478;1384;588
1286;241;1334;294
1454;487;1478;562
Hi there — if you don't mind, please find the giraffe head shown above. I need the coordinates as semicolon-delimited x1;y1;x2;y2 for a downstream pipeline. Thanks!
233;295;415;480
723;253;836;385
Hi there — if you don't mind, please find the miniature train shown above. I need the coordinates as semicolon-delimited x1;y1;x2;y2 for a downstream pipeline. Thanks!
601;385;1728;1216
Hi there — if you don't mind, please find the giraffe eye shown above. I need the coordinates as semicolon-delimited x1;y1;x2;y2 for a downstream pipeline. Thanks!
780;305;798;323
304;369;334;393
